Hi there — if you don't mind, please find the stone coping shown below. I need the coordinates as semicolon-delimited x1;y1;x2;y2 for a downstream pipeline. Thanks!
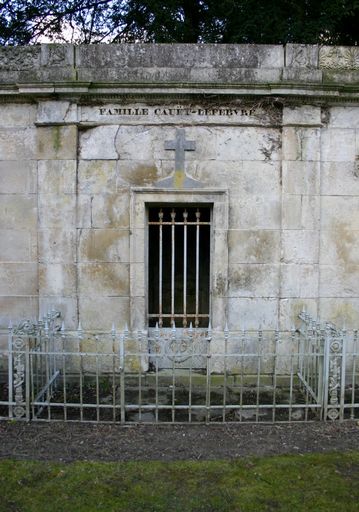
0;44;358;100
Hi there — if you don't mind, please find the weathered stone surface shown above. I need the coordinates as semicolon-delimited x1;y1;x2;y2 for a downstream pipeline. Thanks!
320;265;359;298
0;296;38;330
279;298;318;331
320;227;359;266
38;194;76;228
319;298;359;328
79;297;130;330
0;263;38;296
321;162;359;196
230;195;281;229
0;230;37;262
228;298;278;330
38;160;76;194
39;229;76;263
319;46;359;69
78;160;117;194
327;107;359;129
37;101;77;124
216;127;281;161
321;197;359;231
0;160;37;194
78;262;130;296
76;44;284;69
78;229;130;263
281;230;319;264
282;194;319;230
321;128;356;162
282;161;320;195
91;192;130;229
228;264;279;298
282;127;320;161
281;264;318;298
39;263;76;296
0;195;37;230
37;126;77;160
285;44;318;68
282;106;321;126
79;126;119;160
0;104;36;127
0;128;36;160
228;230;281;264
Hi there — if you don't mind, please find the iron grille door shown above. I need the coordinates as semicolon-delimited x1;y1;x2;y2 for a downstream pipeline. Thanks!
148;206;211;328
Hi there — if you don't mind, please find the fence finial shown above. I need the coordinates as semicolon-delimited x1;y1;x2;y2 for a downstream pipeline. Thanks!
61;321;65;332
8;319;12;330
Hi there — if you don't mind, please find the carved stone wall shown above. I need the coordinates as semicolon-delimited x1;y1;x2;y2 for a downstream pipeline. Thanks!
0;44;358;340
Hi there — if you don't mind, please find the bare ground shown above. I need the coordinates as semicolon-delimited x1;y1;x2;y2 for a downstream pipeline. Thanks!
0;421;359;462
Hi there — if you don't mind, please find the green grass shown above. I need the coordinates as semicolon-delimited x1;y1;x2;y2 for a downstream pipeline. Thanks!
0;452;358;511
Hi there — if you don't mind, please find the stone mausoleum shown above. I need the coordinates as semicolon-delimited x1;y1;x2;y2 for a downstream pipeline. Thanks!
0;43;358;337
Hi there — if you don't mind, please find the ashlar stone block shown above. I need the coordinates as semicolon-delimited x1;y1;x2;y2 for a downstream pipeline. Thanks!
283;106;321;126
39;263;76;296
78;160;117;194
228;229;281;264
0;103;36;127
0;229;37;262
91;192;130;229
228;264;279;298
228;298;278;330
79;126;119;160
0;160;37;194
281;230;319;264
78;262;130;296
38;160;76;194
321;128;356;162
37;101;77;124
0;128;36;160
37;125;77;160
319;298;359;329
321;197;359;231
282;161;320;195
281;264;318;298
230;195;281;230
38;194;76;228
321;161;359;196
79;296;130;330
320;227;359;266
0;195;37;230
0;263;38;296
282;194;319;230
78;229;130;263
282;127;320;161
38;229;76;263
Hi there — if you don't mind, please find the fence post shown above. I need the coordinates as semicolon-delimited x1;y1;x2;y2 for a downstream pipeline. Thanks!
8;321;13;419
205;322;212;424
323;325;345;421
119;329;126;425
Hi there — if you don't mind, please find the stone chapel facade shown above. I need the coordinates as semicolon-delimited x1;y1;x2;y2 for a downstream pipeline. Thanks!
0;44;358;337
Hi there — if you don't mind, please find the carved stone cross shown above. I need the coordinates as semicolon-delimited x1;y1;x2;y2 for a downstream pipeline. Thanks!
165;128;196;173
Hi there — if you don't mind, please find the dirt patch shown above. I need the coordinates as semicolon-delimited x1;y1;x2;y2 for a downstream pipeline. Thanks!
0;421;358;462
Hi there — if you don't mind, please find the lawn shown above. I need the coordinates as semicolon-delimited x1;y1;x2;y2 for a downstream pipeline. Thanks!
0;452;358;511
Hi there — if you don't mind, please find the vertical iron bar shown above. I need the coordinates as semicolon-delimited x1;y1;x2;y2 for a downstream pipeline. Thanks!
158;209;163;328
256;329;262;423
25;338;30;422
188;323;193;423
61;322;67;421
183;209;188;327
171;209;176;327
272;330;279;422
339;328;347;421
223;323;229;422
351;330;358;420
205;326;212;424
111;324;116;422
195;209;200;327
